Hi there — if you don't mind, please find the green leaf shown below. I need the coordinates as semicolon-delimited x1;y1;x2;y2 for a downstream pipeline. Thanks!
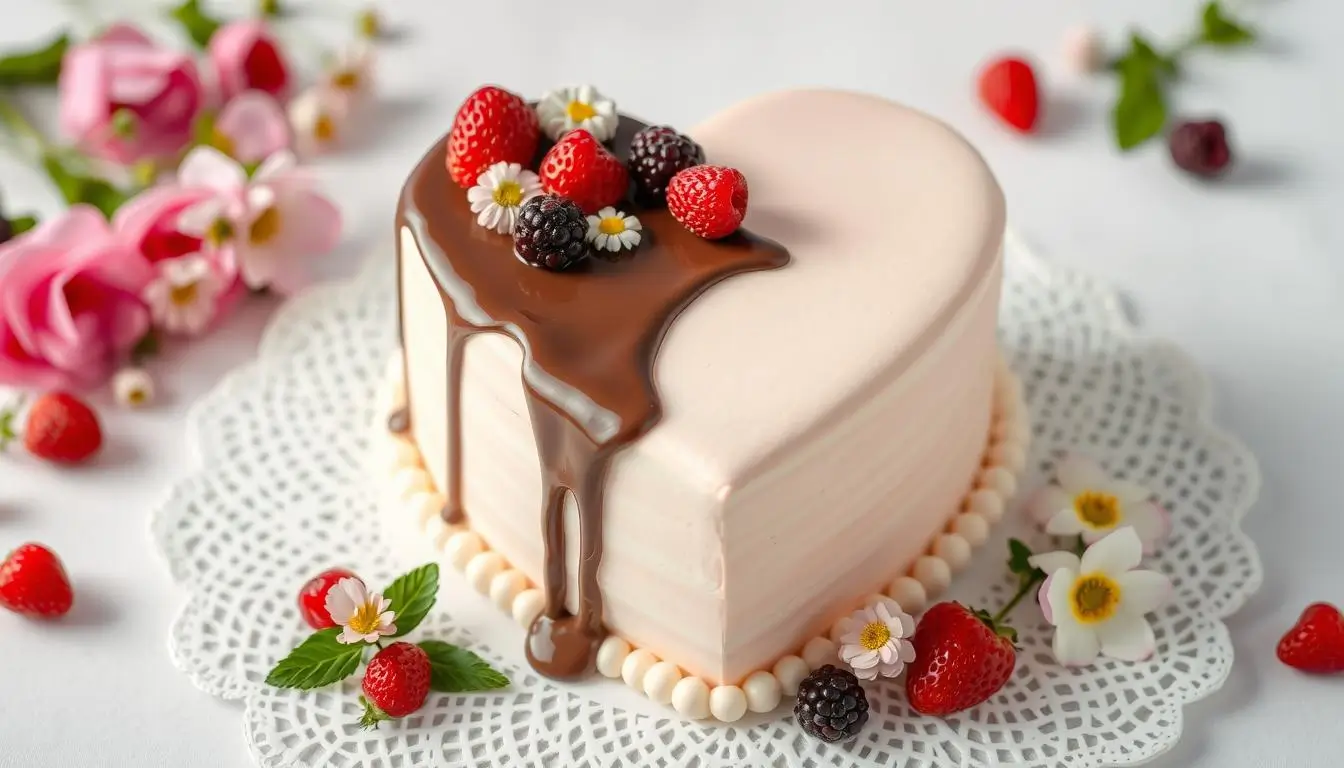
382;563;439;638
265;628;367;690
1007;538;1035;576
131;330;160;363
40;153;132;219
1111;52;1168;151
8;214;38;235
0;33;70;87
418;640;510;693
169;0;224;48
1201;1;1255;46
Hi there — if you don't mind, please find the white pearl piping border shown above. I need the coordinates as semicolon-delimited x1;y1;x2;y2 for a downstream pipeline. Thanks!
372;351;1030;722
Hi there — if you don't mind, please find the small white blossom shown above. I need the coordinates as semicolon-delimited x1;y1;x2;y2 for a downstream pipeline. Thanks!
467;161;542;234
324;577;397;644
585;207;642;254
536;85;618;142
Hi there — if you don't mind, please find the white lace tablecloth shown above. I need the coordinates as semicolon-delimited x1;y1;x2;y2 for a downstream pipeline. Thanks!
151;233;1262;768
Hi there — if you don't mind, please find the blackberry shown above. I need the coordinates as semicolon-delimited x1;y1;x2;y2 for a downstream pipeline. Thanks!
512;194;590;271
627;125;705;203
1168;119;1232;178
793;665;870;743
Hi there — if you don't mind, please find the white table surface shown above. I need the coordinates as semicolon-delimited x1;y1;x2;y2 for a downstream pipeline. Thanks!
2;0;1340;766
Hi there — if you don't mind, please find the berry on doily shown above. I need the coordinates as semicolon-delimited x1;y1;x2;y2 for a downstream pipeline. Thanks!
666;165;748;240
628;125;705;203
539;129;629;214
298;567;359;630
513;194;590;271
793;664;870;743
446;85;541;188
978;56;1040;133
360;641;432;728
0;392;103;465
0;543;74;619
1277;602;1344;674
905;601;1017;715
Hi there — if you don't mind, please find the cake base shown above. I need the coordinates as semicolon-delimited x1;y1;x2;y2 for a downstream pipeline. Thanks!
371;349;1031;722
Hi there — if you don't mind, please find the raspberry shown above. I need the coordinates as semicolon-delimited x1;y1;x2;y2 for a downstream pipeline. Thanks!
446;86;541;188
627;125;704;203
512;195;589;271
665;165;748;240
793;665;869;743
539;129;629;214
1168;119;1232;178
978;56;1040;133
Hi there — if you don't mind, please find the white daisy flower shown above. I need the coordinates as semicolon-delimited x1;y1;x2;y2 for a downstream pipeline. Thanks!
322;41;375;105
837;599;917;680
324;576;397;644
467;161;542;234
142;255;224;337
1029;527;1173;666
536;85;618;142
112;368;155;408
288;86;350;155
585;207;642;254
1028;455;1172;554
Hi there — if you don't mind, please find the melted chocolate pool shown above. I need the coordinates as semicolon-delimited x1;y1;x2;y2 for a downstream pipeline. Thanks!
396;115;789;680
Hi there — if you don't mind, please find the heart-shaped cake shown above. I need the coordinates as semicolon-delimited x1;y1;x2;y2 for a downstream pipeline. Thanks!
381;86;1023;718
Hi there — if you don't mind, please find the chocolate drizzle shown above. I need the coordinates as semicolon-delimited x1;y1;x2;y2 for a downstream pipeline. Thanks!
396;115;789;680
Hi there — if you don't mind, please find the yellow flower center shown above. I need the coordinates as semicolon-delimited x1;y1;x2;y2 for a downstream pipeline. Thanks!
1074;490;1121;529
314;113;336;142
210;127;236;158
566;100;596;122
332;69;360;90
347;600;382;635
169;280;200;307
493;180;524;207
598;216;627;236
249;207;282;245
857;620;892;651
127;388;148;405
206;217;234;246
1070;574;1121;624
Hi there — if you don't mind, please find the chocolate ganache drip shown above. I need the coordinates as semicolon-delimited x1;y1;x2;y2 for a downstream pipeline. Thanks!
396;114;789;680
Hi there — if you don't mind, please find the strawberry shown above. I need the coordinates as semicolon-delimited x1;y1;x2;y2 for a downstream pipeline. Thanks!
666;165;748;240
905;602;1017;715
0;543;74;619
446;85;541;188
538;129;629;214
360;641;432;728
0;392;103;465
1277;602;1344;674
297;567;358;630
978;56;1040;133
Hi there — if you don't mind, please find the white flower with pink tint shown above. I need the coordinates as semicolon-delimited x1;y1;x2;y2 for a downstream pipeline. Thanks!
1029;527;1173;666
320;42;375;107
837;599;916;680
324;577;397;645
142;254;225;336
213;90;292;164
288;86;350;155
1028;455;1171;554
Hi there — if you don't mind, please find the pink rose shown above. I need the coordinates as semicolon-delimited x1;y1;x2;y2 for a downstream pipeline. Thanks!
58;23;205;165
209;21;292;102
0;206;155;390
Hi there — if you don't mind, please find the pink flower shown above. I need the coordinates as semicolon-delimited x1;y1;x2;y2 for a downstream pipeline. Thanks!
209;20;291;102
58;24;204;165
176;147;341;293
214;91;292;165
0;206;154;390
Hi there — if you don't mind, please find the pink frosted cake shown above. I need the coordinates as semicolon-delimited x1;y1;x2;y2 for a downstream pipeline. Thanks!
374;85;1029;721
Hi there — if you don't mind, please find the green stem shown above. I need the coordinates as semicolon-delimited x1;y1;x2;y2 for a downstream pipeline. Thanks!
0;99;50;158
992;572;1046;625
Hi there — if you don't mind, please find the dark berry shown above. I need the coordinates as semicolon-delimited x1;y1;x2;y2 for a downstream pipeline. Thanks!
512;194;590;271
627;125;705;203
1169;119;1232;178
793;665;869;743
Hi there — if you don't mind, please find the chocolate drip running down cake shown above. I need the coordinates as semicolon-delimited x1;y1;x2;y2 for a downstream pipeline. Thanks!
386;86;1022;709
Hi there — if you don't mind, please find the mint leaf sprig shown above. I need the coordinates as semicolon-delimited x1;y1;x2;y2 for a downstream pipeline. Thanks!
1109;1;1257;151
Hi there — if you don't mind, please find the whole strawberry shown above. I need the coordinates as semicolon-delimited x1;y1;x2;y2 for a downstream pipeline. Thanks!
978;56;1040;133
446;85;541;188
906;602;1016;716
297;567;358;630
0;392;103;465
1277;602;1344;674
0;543;74;619
360;641;432;728
538;129;629;214
666;165;748;240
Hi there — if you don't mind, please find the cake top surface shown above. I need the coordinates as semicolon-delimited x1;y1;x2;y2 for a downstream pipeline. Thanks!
400;88;1004;490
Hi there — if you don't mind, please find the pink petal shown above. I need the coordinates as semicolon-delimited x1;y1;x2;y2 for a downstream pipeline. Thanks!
215;91;292;164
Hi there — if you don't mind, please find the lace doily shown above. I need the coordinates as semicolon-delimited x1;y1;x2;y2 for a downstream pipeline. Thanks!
151;233;1263;768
